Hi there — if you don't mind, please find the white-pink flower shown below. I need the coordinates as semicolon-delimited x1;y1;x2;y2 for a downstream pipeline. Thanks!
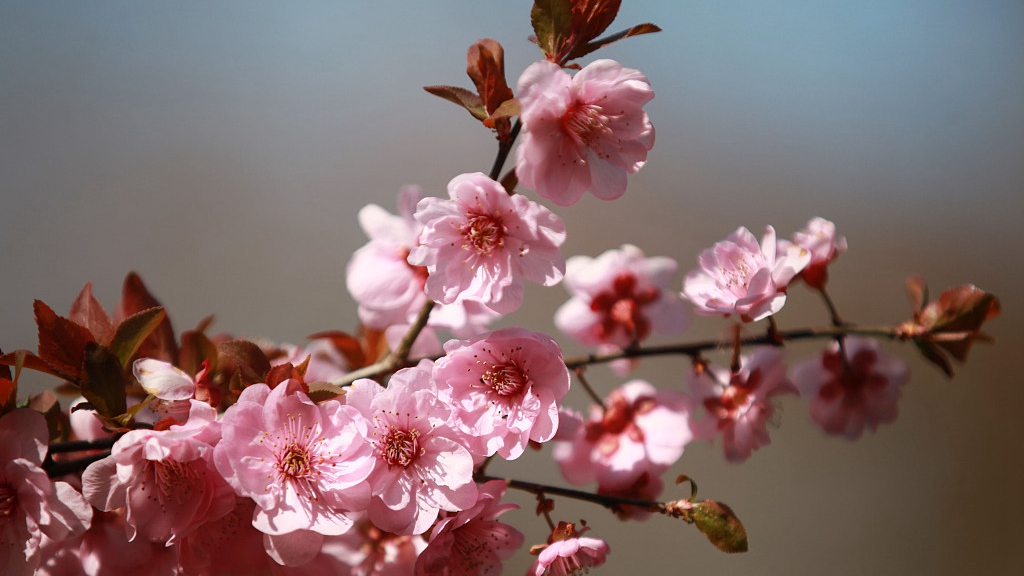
414;479;524;576
346;186;499;337
82;400;234;547
213;379;375;565
408;172;566;314
792;336;909;439
682;226;810;322
787;217;848;289
346;361;478;535
528;521;610;576
556;244;689;350
688;348;796;463
434;327;570;460
553;380;693;493
0;409;92;576
516;59;655;206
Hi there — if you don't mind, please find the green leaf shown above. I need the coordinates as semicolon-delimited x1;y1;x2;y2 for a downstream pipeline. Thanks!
423;85;487;121
80;342;129;419
109;307;167;368
531;0;574;60
690;500;748;553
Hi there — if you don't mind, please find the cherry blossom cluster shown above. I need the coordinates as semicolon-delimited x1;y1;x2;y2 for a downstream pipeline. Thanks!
0;1;1001;575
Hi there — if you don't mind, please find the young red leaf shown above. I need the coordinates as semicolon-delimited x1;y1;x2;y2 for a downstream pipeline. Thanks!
905;274;928;313
117;272;178;363
0;377;15;416
34;300;96;383
68;282;114;344
308;330;366;369
566;22;661;61
424;85;488;121
569;0;622;44
532;0;575;61
484;98;521;130
109;307;167;368
179;327;219;377
28;390;66;441
467;39;515;116
80;342;129;419
0;349;68;380
219;339;271;386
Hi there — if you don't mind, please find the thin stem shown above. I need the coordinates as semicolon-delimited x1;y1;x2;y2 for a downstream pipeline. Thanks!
44;452;110;478
334;300;435;386
817;286;849;368
562;324;899;370
476;474;662;515
818;287;844;327
573;367;605;408
489;119;522;181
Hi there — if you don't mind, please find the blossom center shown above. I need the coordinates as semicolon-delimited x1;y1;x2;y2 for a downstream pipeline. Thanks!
279;443;313;479
460;213;505;255
0;485;15;517
590;273;660;341
563;102;611;147
481;364;529;396
153;460;199;505
380;427;421;468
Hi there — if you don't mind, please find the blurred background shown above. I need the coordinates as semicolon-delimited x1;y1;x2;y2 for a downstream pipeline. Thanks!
2;1;1021;574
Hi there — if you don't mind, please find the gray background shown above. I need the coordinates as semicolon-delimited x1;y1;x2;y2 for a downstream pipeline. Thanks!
2;1;1022;574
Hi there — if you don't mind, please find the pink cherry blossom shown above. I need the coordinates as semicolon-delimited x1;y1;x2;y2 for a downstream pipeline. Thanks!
82;400;234;546
414;479;524;576
516;59;655;206
177;496;273;576
434;327;570;460
133;358;197;400
682;226;811;322
408;172;566;314
553;380;693;493
346;360;478;535
78;510;180;576
688;348;796;463
321;517;426;576
792;336;910;439
555;244;689;350
528;521;610;576
213;379;375;564
788;217;848;289
0;408;92;576
346;185;499;336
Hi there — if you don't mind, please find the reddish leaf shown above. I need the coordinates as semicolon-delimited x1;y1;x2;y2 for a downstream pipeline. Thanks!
905;274;928;313
266;362;306;390
308;330;366;370
28;390;66;441
34;300;96;383
219;340;271;386
467;39;515;116
68;282;114;344
117;272;178;363
484;98;521;130
690;500;748;553
179;328;219;376
500;168;519;194
307;381;346;404
914;340;956;377
80;342;129;419
531;0;575;61
423;85;487;121
0;378;15;416
571;0;621;38
567;22;661;60
0;349;68;380
109;307;167;368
